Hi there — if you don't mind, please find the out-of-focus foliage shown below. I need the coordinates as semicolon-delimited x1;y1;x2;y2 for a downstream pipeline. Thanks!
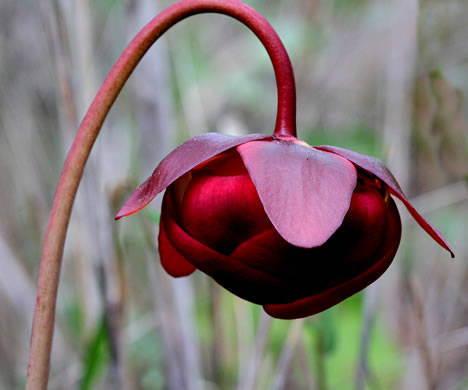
0;0;467;389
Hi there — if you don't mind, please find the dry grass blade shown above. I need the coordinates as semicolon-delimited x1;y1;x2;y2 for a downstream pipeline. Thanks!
271;319;305;390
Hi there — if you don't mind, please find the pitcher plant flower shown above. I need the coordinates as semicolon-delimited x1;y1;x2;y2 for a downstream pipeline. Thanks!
116;135;454;319
26;0;454;388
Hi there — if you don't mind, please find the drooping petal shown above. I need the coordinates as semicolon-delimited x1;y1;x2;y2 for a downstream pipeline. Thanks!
180;151;272;255
316;145;454;258
237;139;357;248
231;227;304;277
263;196;402;319
161;186;301;304
230;227;340;293
158;206;196;277
332;184;389;265
230;185;394;290
116;132;270;219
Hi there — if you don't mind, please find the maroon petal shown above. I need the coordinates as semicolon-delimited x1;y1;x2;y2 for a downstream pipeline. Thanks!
231;227;313;280
263;196;402;319
179;151;272;255
158;208;196;277
116;133;270;219
237;139;357;248
161;187;300;304
333;183;389;264
230;228;340;296
316;145;454;258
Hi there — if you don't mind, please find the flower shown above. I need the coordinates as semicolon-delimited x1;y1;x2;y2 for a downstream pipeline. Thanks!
116;133;454;319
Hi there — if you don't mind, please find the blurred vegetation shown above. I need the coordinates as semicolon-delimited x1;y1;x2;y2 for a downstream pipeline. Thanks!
1;0;467;389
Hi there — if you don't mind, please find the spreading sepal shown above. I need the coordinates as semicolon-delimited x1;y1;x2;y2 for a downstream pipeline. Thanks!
317;145;454;258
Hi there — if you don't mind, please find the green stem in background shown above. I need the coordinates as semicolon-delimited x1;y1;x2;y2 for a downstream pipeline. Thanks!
25;1;297;389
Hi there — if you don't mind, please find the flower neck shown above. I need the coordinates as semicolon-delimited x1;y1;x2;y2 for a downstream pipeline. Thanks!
171;0;297;136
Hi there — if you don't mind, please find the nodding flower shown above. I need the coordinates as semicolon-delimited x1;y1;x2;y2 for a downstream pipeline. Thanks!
116;132;453;319
114;0;453;319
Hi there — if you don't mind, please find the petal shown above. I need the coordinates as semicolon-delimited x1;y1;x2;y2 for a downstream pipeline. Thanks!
231;228;313;279
237;139;357;248
116;133;270;219
333;184;389;265
158;204;196;277
231;228;340;293
263;196;402;319
316;145;454;258
161;186;300;304
180;151;272;255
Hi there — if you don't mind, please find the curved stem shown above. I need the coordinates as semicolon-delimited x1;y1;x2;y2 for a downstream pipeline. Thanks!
26;1;296;389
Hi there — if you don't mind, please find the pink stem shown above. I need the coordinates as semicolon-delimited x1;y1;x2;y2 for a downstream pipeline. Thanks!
25;1;296;389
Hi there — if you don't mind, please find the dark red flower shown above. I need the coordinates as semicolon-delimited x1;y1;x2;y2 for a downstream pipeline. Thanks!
116;133;453;319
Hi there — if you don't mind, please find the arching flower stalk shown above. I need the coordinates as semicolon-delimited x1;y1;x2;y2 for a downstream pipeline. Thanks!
26;1;453;389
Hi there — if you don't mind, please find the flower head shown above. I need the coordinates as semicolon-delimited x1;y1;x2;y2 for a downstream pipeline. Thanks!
116;133;453;319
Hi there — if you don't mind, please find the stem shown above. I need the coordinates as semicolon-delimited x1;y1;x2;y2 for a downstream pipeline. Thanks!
26;1;296;389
